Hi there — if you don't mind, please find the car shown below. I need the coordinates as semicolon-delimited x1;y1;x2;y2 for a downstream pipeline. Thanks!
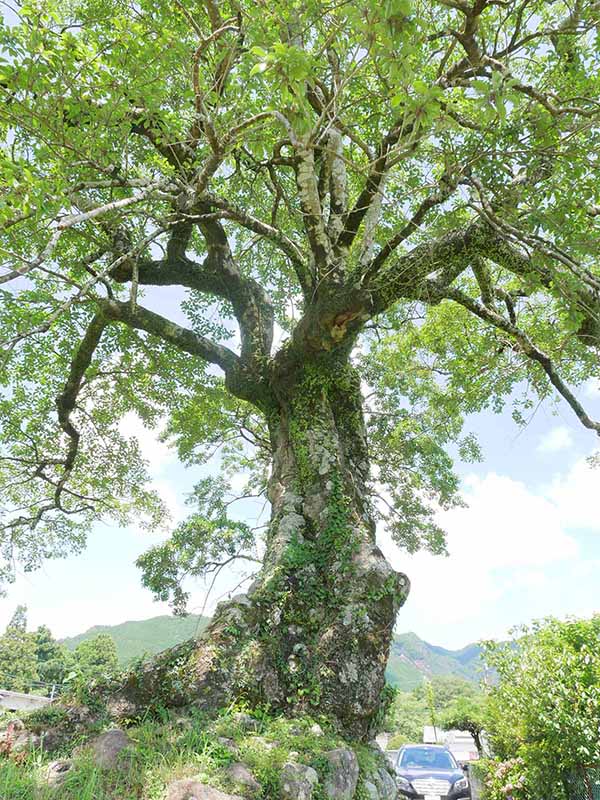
393;744;471;800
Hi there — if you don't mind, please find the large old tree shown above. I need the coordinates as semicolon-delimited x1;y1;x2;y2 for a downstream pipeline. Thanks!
1;0;599;737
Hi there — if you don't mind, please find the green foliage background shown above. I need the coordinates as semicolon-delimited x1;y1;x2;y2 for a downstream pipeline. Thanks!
481;617;600;800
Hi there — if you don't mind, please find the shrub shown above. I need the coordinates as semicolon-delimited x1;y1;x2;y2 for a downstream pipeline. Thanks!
481;616;600;800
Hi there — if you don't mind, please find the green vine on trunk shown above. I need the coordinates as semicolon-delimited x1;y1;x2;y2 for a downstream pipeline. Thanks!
251;474;360;709
286;358;362;494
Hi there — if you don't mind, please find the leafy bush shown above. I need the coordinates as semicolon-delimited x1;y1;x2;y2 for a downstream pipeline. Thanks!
388;732;410;749
480;757;529;800
481;616;600;800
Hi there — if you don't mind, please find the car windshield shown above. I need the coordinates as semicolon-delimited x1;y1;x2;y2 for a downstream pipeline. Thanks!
399;748;457;770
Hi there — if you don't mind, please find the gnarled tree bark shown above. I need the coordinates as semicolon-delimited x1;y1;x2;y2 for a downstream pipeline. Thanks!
118;354;409;739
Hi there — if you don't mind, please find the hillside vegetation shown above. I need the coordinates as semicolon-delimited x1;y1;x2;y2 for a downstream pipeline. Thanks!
61;615;211;665
62;616;482;691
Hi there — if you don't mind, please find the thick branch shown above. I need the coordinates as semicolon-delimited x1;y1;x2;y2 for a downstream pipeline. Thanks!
100;299;239;376
1;314;109;537
326;128;348;242
111;220;275;367
363;174;459;281
130;113;193;172
52;312;108;500
336;120;415;254
369;220;488;312
195;216;275;363
370;217;600;353
99;298;269;406
204;194;307;275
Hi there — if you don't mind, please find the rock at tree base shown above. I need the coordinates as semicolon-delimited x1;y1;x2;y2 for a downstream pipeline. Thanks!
166;780;243;800
323;748;359;799
280;762;319;800
43;759;72;787
217;736;240;754
369;767;398;800
225;762;261;792
82;728;131;768
231;711;261;732
362;781;379;799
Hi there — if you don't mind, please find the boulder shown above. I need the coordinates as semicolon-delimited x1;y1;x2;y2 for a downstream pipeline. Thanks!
250;735;278;750
33;704;98;754
371;767;398;800
166;780;243;800
173;712;194;730
362;742;398;800
323;748;359;799
280;763;319;800
39;727;68;753
232;711;260;731
362;781;379;800
43;759;73;788
217;736;240;755
226;762;261;792
86;728;131;768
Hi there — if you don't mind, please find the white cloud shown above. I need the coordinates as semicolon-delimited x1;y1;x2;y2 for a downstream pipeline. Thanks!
542;457;600;530
583;377;600;398
452;473;578;567
380;469;584;645
116;413;186;534
119;412;177;476
537;425;574;453
150;479;186;527
229;471;249;495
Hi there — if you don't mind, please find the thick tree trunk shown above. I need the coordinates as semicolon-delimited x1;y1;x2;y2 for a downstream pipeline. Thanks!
118;357;409;739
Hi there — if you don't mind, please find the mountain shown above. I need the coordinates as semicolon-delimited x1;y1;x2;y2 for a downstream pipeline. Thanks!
63;615;482;691
62;614;210;665
385;632;483;690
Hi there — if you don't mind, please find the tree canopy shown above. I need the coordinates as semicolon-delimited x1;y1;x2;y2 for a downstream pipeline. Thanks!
0;609;120;694
0;605;39;692
440;694;487;755
72;632;120;680
0;0;599;595
0;607;72;692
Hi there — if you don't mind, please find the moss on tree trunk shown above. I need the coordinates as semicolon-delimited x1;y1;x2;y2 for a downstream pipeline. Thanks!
118;357;409;739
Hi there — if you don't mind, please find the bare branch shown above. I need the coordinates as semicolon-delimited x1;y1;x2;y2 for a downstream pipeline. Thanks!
57;183;176;230
0;229;63;284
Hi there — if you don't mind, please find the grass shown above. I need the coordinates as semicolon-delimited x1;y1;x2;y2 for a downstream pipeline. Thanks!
1;708;233;800
0;704;387;799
